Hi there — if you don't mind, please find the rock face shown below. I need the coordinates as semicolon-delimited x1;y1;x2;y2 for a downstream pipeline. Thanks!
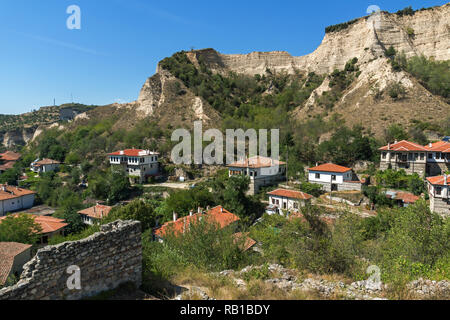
194;4;449;75
0;127;36;148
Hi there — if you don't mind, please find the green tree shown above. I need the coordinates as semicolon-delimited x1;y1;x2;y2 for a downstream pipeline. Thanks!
0;214;42;244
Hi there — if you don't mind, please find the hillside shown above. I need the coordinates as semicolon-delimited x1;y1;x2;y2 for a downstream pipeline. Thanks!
1;3;449;152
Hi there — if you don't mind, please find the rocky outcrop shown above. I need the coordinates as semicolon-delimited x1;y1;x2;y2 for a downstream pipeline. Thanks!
0;127;37;148
193;4;449;75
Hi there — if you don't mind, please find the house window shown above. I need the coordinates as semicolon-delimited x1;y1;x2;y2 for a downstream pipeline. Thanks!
436;152;442;160
414;153;418;160
436;187;442;195
428;153;433;159
315;173;320;179
332;175;336;181
420;153;424;160
293;202;298;209
272;198;276;204
382;152;386;159
408;153;413;160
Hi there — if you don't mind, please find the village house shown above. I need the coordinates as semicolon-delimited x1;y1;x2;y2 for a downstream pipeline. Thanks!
78;204;113;225
0;242;32;286
108;149;160;184
424;140;450;176
0;151;21;173
30;159;61;174
266;188;313;215
0;214;67;244
0;184;36;216
307;163;363;192
426;174;449;218
227;156;286;195
379;139;450;176
154;205;241;242
383;190;420;208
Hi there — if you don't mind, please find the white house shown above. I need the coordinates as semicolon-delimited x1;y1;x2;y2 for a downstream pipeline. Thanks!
266;188;313;215
78;204;112;225
426;174;449;217
0;184;36;216
31;159;60;174
307;163;362;192
227;156;286;195
108;149;160;184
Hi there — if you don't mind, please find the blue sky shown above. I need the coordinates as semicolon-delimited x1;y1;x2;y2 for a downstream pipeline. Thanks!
0;0;447;115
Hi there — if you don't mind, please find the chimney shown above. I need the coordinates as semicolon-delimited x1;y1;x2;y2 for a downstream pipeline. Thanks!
100;210;103;219
197;207;202;214
429;143;432;148
444;174;448;186
173;212;178;221
189;210;193;217
220;206;223;213
206;205;210;211
394;140;398;144
388;143;390;150
94;206;96;213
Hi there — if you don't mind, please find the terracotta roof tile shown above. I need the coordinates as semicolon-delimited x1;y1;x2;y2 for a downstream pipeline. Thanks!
424;141;450;152
0;242;32;285
33;158;60;166
0;151;21;162
308;163;352;173
227;156;286;168
426;175;450;186
108;149;159;156
154;206;239;238
232;232;256;252
379;140;428;151
0;185;36;201
78;205;112;219
0;214;67;234
267;188;313;200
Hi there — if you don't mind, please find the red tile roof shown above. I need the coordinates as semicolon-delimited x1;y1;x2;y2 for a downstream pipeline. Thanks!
227;156;286;168
108;149;159;156
0;161;15;171
0;185;36;201
0;242;32;285
232;232;257;252
379;140;428;152
33;158;60;166
78;205;112;219
424;141;450;152
308;163;352;173
0;151;21;162
267;188;313;200
154;205;240;238
0;214;67;234
426;175;450;186
395;191;420;204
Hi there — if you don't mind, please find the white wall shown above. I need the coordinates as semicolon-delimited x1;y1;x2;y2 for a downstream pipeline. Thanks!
269;195;306;211
0;194;35;216
308;171;352;184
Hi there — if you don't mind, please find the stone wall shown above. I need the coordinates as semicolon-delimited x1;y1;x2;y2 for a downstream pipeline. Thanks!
430;196;450;218
0;220;142;300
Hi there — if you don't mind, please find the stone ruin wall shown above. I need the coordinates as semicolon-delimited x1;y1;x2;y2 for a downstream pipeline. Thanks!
0;220;142;300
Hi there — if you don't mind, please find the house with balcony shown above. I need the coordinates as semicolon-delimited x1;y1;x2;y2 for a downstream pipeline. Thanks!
227;156;286;195
379;139;450;177
30;159;60;174
78;204;112;225
266;188;313;215
424;141;450;176
426;175;450;218
307;163;363;192
108;149;160;184
379;140;428;176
